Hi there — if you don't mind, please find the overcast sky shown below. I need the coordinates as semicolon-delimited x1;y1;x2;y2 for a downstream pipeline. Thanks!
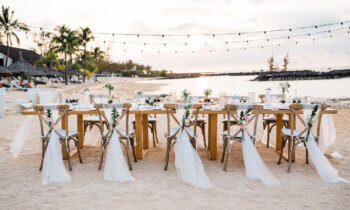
2;0;350;72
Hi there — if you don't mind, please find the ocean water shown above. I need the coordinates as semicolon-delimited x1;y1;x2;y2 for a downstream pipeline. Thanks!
138;76;350;98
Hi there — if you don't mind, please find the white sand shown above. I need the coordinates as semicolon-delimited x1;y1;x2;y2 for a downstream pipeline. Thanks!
0;78;349;209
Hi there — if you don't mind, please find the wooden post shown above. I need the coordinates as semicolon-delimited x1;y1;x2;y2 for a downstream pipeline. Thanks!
208;113;217;160
135;114;143;159
142;114;149;149
77;114;84;148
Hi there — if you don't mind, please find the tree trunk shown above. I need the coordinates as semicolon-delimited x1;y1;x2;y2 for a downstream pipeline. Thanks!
83;45;87;83
5;36;10;67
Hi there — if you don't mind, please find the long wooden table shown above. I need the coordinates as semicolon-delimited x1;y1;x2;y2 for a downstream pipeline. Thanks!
22;108;337;161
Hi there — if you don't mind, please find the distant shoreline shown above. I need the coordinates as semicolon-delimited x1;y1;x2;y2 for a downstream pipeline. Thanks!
158;69;350;81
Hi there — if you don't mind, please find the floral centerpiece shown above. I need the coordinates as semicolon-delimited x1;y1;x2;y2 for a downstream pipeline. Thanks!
182;89;191;103
238;107;252;139
135;90;144;106
203;89;212;102
279;81;291;103
305;105;319;142
103;83;114;103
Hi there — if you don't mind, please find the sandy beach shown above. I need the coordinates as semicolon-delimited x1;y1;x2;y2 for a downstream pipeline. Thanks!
0;78;349;209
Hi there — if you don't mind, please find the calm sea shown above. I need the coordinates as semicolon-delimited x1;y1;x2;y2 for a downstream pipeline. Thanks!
138;76;350;98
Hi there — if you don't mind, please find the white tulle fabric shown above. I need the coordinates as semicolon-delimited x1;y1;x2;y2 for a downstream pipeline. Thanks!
237;106;279;186
42;110;71;185
103;108;134;182
174;104;213;188
320;114;336;152
10;115;34;158
303;108;348;183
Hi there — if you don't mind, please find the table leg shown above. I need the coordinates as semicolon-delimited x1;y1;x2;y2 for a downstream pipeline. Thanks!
61;114;69;159
142;114;149;149
276;114;283;152
208;113;217;160
135;114;143;159
77;114;84;148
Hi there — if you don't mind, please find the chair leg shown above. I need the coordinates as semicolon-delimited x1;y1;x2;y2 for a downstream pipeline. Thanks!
287;139;294;173
164;138;171;171
306;147;309;164
75;140;83;164
154;122;159;143
151;125;156;147
201;123;207;148
39;140;45;171
221;139;227;163
223;143;230;171
123;140;132;171
130;137;137;163
65;140;72;171
266;123;270;148
278;138;286;165
98;138;104;170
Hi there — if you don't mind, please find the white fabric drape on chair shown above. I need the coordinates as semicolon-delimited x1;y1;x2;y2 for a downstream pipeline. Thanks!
174;104;213;188
237;106;279;187
103;108;134;182
42;109;71;185
303;108;348;183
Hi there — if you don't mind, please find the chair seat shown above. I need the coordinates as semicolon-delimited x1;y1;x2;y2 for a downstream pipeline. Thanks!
223;130;254;138
282;128;307;138
103;129;135;136
46;129;78;137
168;128;194;137
84;115;106;122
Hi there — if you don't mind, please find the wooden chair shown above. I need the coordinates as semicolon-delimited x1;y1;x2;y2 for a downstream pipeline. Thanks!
278;103;328;172
132;94;159;147
83;94;108;134
189;96;208;148
259;94;289;147
221;96;244;133
95;103;137;170
163;103;202;170
33;104;83;171
221;104;263;171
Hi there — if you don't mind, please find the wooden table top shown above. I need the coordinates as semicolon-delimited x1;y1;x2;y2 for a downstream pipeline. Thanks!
22;107;338;115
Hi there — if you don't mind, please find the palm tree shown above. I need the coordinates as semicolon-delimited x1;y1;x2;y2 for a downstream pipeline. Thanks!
92;47;104;63
51;25;79;85
0;6;29;67
78;27;94;82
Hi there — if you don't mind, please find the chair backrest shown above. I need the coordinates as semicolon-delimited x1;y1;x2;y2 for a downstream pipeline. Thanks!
90;94;108;104
288;103;328;137
163;103;202;139
33;104;70;139
224;104;263;139
94;103;132;139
